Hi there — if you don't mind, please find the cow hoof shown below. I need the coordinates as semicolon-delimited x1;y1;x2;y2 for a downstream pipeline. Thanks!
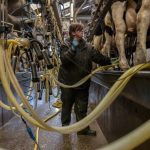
119;61;130;70
134;48;147;65
134;57;146;65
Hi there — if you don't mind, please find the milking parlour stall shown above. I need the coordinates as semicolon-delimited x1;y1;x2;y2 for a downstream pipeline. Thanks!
0;0;150;150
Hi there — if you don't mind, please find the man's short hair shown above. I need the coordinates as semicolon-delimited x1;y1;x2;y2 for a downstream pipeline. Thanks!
69;23;84;37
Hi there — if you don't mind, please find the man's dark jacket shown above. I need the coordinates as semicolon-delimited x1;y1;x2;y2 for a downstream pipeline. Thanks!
58;38;111;88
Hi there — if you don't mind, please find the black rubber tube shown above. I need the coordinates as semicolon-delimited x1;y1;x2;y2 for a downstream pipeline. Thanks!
11;56;17;73
31;62;39;82
42;50;53;69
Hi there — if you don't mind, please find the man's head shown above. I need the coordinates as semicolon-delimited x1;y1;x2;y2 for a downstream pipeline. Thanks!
69;23;84;39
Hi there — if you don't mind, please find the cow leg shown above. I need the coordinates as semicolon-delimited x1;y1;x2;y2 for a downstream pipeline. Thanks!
101;12;113;57
101;31;112;57
111;1;129;70
93;35;103;50
135;0;150;64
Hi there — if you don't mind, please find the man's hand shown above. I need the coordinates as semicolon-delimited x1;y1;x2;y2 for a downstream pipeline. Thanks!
71;38;79;51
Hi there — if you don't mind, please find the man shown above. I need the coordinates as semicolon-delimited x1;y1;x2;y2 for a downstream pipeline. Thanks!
58;23;111;136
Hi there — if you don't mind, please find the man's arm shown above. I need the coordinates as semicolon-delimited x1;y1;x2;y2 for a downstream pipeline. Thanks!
60;44;76;65
89;46;111;66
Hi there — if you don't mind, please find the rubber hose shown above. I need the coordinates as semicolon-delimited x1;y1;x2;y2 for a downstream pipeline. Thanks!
31;62;39;82
30;40;43;60
11;56;17;73
42;50;53;69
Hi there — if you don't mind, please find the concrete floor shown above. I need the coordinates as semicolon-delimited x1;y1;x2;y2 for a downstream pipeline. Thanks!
0;92;107;150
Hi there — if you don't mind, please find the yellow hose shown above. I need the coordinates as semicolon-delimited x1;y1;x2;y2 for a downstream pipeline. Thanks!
3;43;150;134
48;6;63;43
34;109;61;150
1;42;150;149
0;100;23;110
50;64;115;89
0;42;32;111
6;43;13;63
3;44;61;131
4;45;63;131
98;120;150;150
3;43;54;130
0;39;20;46
0;45;47;129
34;128;39;150
0;77;33;111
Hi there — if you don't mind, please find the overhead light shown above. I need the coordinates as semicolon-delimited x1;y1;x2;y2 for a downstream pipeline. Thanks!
70;1;74;18
82;5;90;10
61;1;70;10
37;13;41;17
30;4;41;10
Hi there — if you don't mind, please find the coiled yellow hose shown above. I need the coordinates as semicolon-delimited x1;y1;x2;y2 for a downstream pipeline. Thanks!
2;42;150;133
0;42;150;150
50;64;115;89
0;41;31;103
0;45;47;129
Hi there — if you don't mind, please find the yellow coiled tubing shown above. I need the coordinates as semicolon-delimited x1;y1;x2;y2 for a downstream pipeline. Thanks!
0;40;150;150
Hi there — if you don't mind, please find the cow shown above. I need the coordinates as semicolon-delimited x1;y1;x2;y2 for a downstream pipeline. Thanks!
135;0;150;64
109;0;137;69
92;0;150;70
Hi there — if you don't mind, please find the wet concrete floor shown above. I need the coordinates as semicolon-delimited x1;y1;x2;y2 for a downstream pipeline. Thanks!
0;94;107;150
